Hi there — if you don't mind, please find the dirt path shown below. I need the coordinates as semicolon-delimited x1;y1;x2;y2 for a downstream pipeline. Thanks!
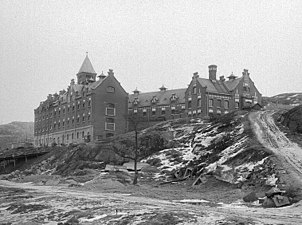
249;110;302;185
1;180;302;224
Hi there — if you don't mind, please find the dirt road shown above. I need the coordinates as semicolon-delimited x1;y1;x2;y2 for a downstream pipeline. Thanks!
249;110;302;185
1;180;302;224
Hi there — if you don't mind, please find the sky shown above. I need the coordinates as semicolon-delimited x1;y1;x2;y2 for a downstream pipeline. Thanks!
0;0;301;124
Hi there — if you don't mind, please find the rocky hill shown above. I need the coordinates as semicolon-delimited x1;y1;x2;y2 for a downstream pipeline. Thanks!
280;105;302;134
4;111;282;189
0;121;34;150
263;93;302;108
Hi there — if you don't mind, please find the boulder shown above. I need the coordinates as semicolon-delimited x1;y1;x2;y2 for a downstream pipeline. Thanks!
262;197;276;208
243;192;258;202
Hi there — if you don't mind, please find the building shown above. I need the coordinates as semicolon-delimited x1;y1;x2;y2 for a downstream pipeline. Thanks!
128;86;187;129
186;65;262;118
34;56;262;146
34;54;128;147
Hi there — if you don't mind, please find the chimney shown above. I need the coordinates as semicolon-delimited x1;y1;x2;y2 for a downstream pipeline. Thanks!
193;72;199;79
70;79;75;85
242;69;250;76
108;69;114;76
208;65;217;81
219;76;225;82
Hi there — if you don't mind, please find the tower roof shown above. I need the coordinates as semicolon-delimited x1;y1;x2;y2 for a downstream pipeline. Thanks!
77;54;96;74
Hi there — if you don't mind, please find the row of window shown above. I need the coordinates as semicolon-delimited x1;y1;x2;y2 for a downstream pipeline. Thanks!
208;99;229;109
35;99;92;121
36;131;91;145
133;105;185;116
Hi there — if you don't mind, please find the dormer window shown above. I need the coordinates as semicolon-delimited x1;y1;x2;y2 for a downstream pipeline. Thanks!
133;97;139;105
170;94;178;102
151;96;159;104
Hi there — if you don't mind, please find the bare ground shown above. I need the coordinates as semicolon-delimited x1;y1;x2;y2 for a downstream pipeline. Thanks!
1;177;302;225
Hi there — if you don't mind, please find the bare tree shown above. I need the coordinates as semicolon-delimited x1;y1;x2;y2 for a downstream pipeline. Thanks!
112;114;166;185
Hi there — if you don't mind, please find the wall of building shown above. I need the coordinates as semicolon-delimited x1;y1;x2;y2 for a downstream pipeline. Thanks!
92;75;128;141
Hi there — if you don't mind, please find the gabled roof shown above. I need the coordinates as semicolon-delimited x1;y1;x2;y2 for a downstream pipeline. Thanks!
224;77;242;91
129;88;186;107
78;55;96;74
197;78;229;94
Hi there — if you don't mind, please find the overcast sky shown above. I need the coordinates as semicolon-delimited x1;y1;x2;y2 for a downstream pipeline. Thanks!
0;0;301;124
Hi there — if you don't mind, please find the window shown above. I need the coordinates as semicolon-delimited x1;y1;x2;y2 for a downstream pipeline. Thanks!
77;132;79;139
82;114;85;122
188;100;192;109
198;99;202;107
105;118;115;131
82;131;85;138
224;101;229;109
106;103;115;116
193;86;197;94
151;108;156;116
83;102;85;108
107;86;115;93
209;99;213;107
88;99;91;107
143;111;147;116
77;103;80;109
62;121;65;127
77;116;80;123
72;133;74;139
72;105;75;111
161;108;166;115
67;134;69;140
217;99;221;108
235;102;239;109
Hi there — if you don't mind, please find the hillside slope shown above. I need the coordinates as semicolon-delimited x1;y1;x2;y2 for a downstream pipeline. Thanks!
143;111;277;188
0;122;34;150
280;105;302;134
263;92;302;108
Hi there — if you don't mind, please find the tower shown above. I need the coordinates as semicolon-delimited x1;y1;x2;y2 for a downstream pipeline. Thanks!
76;53;97;84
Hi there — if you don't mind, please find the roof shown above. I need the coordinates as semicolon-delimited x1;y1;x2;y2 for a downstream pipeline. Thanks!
129;88;186;107
77;55;96;74
224;77;242;91
197;78;229;94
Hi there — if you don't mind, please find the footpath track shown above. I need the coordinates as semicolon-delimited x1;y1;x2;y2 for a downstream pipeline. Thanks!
249;111;302;181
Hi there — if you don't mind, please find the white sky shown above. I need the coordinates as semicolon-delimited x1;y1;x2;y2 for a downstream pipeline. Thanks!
0;0;302;124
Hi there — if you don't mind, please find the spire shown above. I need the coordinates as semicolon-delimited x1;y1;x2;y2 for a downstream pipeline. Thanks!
77;53;96;75
76;53;97;84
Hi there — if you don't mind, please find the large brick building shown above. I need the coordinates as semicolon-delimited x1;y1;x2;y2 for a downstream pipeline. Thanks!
34;56;262;146
128;65;262;122
185;65;262;118
34;55;128;146
128;86;187;129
